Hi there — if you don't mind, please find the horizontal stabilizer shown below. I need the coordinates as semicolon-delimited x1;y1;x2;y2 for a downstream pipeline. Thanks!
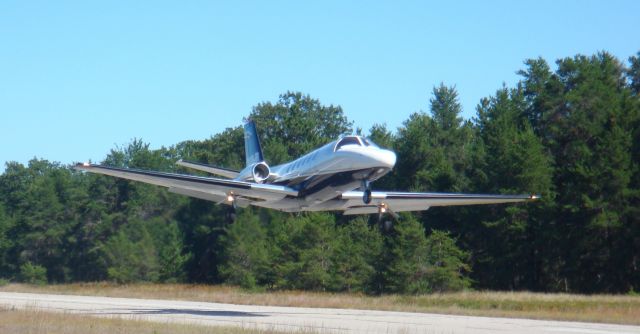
176;159;239;179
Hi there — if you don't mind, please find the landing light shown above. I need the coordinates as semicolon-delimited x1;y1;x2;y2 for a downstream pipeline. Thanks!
227;193;235;202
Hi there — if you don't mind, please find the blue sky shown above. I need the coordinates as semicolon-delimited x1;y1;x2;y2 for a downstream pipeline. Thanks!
1;1;639;171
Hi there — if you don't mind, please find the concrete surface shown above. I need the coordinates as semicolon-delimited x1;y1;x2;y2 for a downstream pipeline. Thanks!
1;291;639;334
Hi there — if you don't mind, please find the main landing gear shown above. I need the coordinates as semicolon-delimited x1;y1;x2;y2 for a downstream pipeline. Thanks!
377;203;399;232
225;193;237;223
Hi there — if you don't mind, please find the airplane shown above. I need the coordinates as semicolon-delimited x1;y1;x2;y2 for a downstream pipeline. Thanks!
75;120;539;221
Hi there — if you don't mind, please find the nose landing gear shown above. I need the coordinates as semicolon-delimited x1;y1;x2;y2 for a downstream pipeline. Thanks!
362;180;372;204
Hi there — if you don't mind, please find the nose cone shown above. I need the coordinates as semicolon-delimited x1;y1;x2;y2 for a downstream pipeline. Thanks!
376;149;397;168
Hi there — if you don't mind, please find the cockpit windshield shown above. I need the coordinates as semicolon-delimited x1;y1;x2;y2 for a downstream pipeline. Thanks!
335;136;361;150
334;136;380;151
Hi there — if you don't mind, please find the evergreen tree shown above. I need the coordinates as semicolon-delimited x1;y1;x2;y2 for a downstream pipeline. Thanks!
628;52;640;95
423;230;471;292
394;84;474;194
0;204;13;278
471;86;554;290
273;213;337;291
330;216;382;292
382;215;470;293
519;52;638;292
103;220;160;283
219;209;269;289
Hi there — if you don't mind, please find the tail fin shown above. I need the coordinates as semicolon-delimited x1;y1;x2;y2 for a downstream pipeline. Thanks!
244;120;264;166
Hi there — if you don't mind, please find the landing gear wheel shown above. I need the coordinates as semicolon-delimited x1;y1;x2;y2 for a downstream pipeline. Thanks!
376;214;393;232
362;180;372;204
226;205;237;224
376;204;395;232
382;220;393;232
363;189;372;204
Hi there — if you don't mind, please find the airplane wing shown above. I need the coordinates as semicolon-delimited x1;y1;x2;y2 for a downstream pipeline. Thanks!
74;163;297;203
176;159;240;179
339;191;539;215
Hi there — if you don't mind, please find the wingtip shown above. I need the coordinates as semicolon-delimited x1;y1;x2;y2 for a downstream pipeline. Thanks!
529;194;541;200
74;162;93;169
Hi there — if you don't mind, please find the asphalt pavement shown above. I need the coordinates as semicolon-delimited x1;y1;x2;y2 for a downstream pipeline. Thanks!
0;291;638;334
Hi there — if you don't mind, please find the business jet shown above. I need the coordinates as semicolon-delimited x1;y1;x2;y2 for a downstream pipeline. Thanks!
75;121;539;219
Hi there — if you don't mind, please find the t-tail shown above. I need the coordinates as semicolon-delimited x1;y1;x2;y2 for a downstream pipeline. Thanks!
235;120;271;183
176;120;271;183
244;120;264;165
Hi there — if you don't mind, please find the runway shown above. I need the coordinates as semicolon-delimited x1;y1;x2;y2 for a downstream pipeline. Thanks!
0;291;638;334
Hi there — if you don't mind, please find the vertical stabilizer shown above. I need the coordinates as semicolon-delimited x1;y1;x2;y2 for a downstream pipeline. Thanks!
244;120;264;166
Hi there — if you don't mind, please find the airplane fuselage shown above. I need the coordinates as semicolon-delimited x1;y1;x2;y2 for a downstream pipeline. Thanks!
235;136;396;211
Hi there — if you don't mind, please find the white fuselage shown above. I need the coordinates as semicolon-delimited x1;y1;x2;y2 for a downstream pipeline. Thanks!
236;136;396;211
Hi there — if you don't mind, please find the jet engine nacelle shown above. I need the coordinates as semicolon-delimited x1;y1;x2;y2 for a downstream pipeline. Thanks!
251;162;271;183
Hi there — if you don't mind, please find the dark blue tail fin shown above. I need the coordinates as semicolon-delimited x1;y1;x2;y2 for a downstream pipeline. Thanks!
244;120;264;166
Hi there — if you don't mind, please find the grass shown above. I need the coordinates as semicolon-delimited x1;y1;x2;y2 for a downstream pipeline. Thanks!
2;283;640;325
0;307;317;334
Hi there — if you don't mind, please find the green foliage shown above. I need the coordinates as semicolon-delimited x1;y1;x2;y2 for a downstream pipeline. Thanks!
515;52;639;292
157;221;191;283
424;230;472;292
394;84;474;193
219;209;269;289
219;212;384;293
330;217;382;292
20;262;47;285
0;205;13;276
271;213;337;291
382;215;470;294
103;221;160;283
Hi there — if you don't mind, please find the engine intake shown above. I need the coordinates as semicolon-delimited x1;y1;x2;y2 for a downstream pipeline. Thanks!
252;162;270;183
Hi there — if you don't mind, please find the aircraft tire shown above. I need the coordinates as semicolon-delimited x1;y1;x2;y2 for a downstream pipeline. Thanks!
363;189;372;204
383;220;393;232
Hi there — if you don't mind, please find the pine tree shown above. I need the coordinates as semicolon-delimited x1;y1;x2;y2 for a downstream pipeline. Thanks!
219;209;269;289
330;216;382;292
519;52;638;292
103;220;160;283
0;204;13;278
382;215;471;293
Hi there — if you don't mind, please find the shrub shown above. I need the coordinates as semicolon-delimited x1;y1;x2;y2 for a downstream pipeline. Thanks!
19;262;47;285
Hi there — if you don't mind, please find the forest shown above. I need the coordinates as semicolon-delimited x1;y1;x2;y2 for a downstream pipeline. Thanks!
0;51;638;294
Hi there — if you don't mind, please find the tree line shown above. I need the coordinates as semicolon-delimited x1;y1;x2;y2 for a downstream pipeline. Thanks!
0;51;638;293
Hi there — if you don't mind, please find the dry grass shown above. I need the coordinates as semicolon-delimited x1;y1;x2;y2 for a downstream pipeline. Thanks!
0;306;315;334
2;283;640;325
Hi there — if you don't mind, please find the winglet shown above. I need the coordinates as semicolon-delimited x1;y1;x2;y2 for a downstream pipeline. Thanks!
74;162;92;169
